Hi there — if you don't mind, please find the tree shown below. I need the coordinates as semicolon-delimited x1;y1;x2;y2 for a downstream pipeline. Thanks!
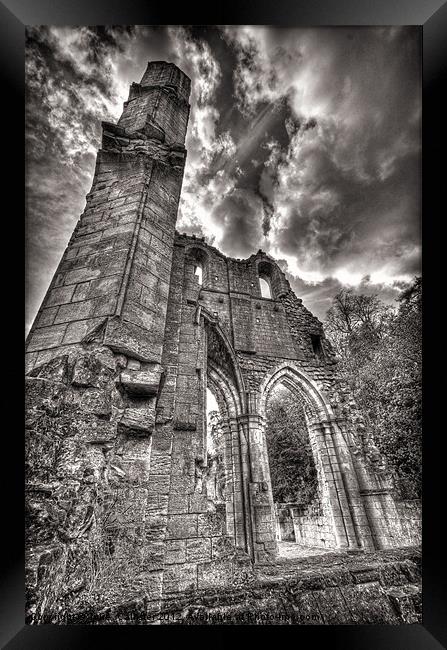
324;278;422;499
326;289;394;363
264;386;318;504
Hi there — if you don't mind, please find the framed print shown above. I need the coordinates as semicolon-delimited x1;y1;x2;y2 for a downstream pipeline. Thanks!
2;0;445;646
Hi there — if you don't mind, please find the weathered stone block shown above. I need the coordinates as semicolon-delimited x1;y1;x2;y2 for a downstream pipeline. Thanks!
165;539;186;565
54;300;96;324
64;266;102;286
197;510;225;537
118;366;162;396
71;353;115;388
211;536;235;559
72;282;90;302
188;494;208;514
28;354;69;383
168;494;189;514
142;540;165;569
163;563;198;594
197;559;234;590
62;318;104;345
35;306;59;328
186;538;211;562
385;584;421;623
78;388;112;419
147;474;170;495
339;582;401;624
118;407;155;437
104;316;160;363
27;324;67;351
45;285;76;307
166;514;198;539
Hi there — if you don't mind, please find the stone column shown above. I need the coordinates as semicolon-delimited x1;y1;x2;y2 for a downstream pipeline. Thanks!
353;458;405;549
239;392;278;562
324;419;376;550
232;415;253;556
217;414;237;543
162;249;209;597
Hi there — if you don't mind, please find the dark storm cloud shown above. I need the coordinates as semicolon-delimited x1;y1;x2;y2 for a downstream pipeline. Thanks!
214;191;264;258
222;27;421;288
25;26;421;332
25;26;137;332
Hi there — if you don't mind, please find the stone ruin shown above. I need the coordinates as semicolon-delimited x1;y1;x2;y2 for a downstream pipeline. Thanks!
25;61;421;624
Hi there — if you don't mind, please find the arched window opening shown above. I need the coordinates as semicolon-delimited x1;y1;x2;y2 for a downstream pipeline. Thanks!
310;334;324;361
258;260;275;299
187;246;208;287
194;264;203;285
259;277;272;299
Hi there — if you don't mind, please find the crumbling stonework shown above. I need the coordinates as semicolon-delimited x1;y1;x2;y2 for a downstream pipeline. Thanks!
25;61;421;624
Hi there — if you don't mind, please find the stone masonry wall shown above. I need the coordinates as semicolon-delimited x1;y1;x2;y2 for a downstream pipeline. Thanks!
395;501;422;547
276;503;337;549
25;60;420;624
25;61;190;375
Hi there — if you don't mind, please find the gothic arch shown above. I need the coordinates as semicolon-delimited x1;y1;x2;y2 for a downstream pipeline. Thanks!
202;310;247;415
184;243;210;263
184;244;210;288
206;356;249;550
207;361;240;419
259;361;335;422
260;365;329;481
258;362;367;550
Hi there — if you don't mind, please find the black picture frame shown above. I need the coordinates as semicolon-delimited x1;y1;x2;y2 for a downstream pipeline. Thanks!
4;0;446;646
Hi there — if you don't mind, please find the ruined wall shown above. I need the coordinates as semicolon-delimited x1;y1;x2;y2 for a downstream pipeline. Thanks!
276;503;337;549
25;60;189;375
395;501;422;547
25;60;420;624
59;547;422;625
25;61;201;623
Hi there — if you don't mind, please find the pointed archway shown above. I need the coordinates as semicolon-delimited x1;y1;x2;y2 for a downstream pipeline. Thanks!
257;362;376;553
201;313;254;557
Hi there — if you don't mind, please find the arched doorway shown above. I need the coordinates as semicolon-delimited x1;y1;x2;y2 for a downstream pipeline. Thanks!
204;317;253;556
259;363;376;556
264;382;337;556
201;324;378;562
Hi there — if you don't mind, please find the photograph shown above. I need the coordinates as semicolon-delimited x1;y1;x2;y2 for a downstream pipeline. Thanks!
24;25;422;626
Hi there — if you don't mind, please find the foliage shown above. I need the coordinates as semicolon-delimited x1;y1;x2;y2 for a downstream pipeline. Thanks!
264;387;318;504
324;277;422;499
207;409;223;456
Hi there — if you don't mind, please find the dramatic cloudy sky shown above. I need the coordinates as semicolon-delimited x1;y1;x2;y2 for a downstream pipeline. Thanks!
25;26;421;333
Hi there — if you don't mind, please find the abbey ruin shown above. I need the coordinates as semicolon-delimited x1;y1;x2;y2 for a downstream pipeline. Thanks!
25;61;421;624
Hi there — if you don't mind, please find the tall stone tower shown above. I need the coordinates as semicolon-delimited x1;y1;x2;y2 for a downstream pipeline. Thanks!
25;61;415;624
26;61;190;370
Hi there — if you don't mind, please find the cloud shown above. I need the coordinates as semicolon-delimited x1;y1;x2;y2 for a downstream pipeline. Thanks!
25;26;138;331
223;26;421;288
25;25;188;332
286;272;413;322
25;26;421;333
166;27;267;258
